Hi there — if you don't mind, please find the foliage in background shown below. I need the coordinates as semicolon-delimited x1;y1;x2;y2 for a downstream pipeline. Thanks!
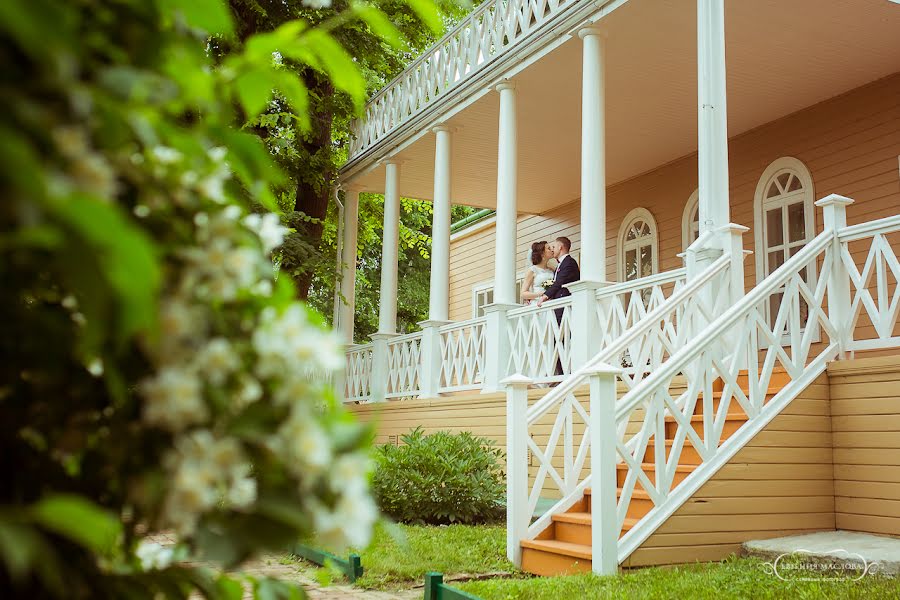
306;199;477;342
224;0;478;300
372;429;505;526
0;0;436;597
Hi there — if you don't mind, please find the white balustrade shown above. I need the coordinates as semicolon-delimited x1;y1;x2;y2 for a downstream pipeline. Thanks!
439;318;487;392
507;297;575;384
344;343;374;402
348;0;580;161
384;331;425;399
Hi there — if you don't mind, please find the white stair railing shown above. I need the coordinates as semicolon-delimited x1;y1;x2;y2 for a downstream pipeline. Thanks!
504;254;735;562
606;198;900;568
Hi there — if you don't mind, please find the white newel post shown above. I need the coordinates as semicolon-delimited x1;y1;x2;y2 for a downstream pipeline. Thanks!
816;194;854;356
483;81;519;393
587;362;622;576
567;27;609;369
503;374;532;566
697;0;730;237
418;126;454;398
337;188;360;345
371;160;402;402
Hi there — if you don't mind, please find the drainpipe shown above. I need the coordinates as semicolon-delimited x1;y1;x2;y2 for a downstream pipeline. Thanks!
332;185;344;330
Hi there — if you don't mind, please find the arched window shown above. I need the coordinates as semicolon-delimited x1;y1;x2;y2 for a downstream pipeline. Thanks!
753;157;815;284
754;157;816;332
682;189;700;250
618;208;659;282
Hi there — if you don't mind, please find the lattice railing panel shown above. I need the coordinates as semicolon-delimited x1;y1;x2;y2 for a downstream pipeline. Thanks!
507;298;574;384
345;344;373;402
439;318;487;392
385;333;424;399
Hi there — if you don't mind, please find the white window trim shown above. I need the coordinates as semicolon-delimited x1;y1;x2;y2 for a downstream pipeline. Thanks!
617;207;659;282
682;189;700;251
472;276;525;318
752;157;816;285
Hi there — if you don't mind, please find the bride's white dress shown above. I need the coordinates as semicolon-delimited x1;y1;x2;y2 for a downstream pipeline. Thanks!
528;265;555;299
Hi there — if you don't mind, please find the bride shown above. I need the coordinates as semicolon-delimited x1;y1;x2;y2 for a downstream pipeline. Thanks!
521;241;555;305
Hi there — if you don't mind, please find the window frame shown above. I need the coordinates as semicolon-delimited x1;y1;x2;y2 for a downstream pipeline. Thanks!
617;207;659;282
682;189;700;250
472;277;524;318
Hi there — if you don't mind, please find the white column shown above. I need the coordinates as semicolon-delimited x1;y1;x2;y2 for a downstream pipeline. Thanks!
494;81;518;305
338;188;360;344
430;126;452;321
697;0;730;236
378;160;401;334
579;27;607;282
816;194;854;357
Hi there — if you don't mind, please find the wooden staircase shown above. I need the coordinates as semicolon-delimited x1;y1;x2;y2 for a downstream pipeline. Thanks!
519;368;792;575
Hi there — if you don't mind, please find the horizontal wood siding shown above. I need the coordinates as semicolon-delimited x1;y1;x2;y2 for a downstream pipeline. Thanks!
623;375;835;567
828;354;900;537
448;73;900;322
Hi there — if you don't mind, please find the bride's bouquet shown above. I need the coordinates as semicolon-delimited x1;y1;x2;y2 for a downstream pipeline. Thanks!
542;279;555;290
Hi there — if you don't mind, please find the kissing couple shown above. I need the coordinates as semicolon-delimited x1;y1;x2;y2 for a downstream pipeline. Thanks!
521;236;581;308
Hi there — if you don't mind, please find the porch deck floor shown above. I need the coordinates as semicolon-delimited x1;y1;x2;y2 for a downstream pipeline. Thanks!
742;530;900;576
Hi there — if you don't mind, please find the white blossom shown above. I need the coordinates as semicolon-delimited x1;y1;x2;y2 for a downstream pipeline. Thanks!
280;408;331;475
152;146;183;164
302;0;332;9
208;146;227;162
227;475;257;509
244;213;288;253
135;541;174;571
196;337;240;385
140;367;208;431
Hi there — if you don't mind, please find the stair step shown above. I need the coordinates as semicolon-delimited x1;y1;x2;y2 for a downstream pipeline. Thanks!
645;440;703;465
617;462;696;487
712;367;790;393
548;510;641;545
664;412;748;439
520;539;593;576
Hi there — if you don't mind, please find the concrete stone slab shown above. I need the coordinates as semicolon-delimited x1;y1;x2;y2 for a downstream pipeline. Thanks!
742;530;900;576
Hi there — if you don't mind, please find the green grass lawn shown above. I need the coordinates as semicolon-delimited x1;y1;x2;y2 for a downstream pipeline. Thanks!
457;555;897;600
298;525;896;598
302;522;511;590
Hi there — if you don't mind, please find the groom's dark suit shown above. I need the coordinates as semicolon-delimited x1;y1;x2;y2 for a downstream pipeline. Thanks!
542;254;580;376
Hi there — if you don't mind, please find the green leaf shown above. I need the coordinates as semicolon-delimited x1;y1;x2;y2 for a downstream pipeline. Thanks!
236;68;275;119
274;72;311;131
215;574;245;600
159;0;234;36
31;494;121;555
303;31;366;107
351;4;406;50
44;194;161;343
404;0;443;34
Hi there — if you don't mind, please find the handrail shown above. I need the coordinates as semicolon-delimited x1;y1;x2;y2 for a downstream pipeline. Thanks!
614;228;833;421
526;255;730;426
386;330;424;345
507;295;573;318
838;213;900;242
438;316;486;333
595;268;687;298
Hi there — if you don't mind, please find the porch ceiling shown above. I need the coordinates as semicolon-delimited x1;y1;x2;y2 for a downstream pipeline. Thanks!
344;0;900;214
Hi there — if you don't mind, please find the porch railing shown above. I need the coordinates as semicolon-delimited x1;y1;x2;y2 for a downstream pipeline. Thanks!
385;331;424;399
439;317;487;393
348;0;583;162
507;296;575;384
345;343;374;402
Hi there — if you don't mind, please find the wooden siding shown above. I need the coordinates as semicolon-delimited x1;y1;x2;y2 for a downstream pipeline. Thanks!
623;375;835;567
448;73;900;322
828;354;900;537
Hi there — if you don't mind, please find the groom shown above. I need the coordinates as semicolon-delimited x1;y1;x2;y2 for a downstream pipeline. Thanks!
536;237;580;376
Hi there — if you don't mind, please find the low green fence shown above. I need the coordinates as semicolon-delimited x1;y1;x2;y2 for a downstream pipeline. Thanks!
423;572;483;600
290;543;363;583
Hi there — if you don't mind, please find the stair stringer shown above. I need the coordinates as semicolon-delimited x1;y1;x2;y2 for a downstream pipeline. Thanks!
616;351;838;565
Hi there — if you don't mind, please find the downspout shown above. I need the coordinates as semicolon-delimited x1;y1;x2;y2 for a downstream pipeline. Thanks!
332;186;344;331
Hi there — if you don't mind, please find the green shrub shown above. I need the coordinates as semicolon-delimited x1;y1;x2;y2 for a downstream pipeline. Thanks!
372;428;505;525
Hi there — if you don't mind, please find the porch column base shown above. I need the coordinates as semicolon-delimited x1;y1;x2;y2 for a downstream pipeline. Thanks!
417;319;452;398
481;303;520;394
